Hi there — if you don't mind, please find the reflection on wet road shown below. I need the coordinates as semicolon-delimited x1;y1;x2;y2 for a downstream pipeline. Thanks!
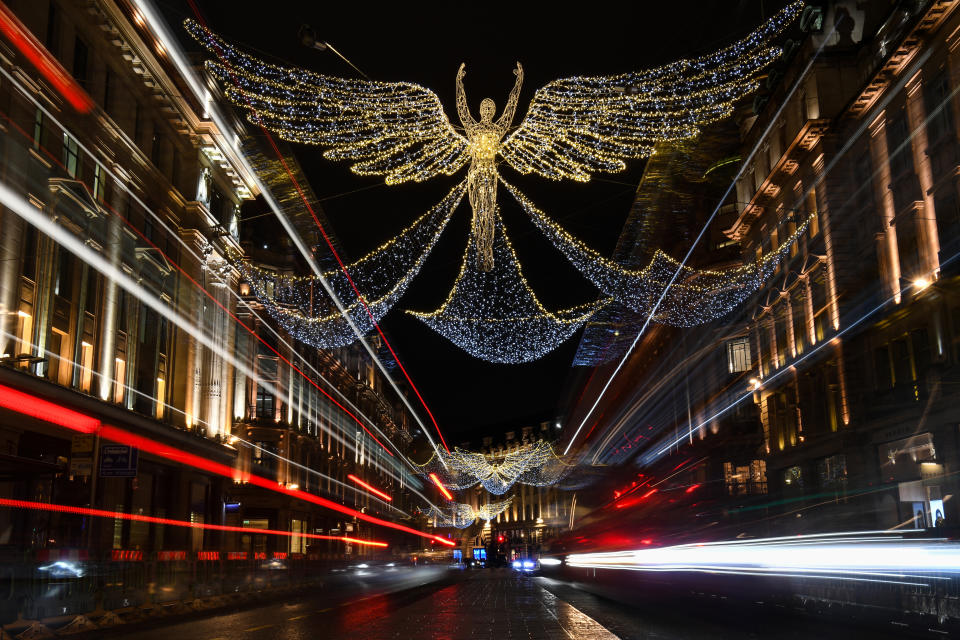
90;568;917;640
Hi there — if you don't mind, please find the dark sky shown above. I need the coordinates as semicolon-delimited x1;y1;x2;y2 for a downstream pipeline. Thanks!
170;1;782;443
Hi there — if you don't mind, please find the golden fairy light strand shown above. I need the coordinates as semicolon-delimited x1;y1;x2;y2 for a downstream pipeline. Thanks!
186;2;801;271
418;440;572;495
427;496;514;528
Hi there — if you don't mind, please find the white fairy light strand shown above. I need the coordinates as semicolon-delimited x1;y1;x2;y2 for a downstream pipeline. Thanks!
427;496;514;529
408;213;607;363
138;0;450;466
238;181;466;349
503;179;815;327
186;2;801;272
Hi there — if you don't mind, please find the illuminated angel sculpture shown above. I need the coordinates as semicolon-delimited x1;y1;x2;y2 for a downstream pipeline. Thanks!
458;62;523;271
185;2;803;361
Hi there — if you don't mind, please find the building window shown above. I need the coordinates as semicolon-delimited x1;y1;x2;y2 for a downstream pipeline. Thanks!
291;519;306;554
62;133;80;178
256;385;274;419
15;308;33;356
133;103;142;145
935;189;960;254
33;110;44;150
723;460;767;496
22;224;37;281
874;345;892;390
72;37;88;87
45;2;59;58
93;163;106;202
103;69;112;115
252;441;278;479
818;454;848;489
726;337;752;373
113;357;126;404
79;340;94;392
155;376;166;420
150;131;161;167
926;71;954;145
784;465;803;489
55;250;73;298
886;111;914;180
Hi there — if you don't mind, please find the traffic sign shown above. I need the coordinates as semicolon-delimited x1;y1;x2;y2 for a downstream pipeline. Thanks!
99;445;138;477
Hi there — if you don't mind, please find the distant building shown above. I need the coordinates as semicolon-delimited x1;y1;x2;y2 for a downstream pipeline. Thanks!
436;422;573;561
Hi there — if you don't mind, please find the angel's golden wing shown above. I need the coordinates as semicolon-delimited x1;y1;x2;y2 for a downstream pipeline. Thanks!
500;1;802;182
186;20;469;185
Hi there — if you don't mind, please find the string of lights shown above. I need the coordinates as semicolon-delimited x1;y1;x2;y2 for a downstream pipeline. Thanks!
427;496;514;529
500;1;803;182
418;440;571;495
237;181;466;348
503;179;815;327
184;18;469;186
407;213;607;363
188;4;800;271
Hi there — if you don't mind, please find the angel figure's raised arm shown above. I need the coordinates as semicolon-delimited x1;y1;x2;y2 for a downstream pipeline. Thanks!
496;62;524;130
456;63;476;131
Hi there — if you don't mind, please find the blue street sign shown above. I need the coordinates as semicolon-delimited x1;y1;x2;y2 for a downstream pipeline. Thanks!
99;445;138;477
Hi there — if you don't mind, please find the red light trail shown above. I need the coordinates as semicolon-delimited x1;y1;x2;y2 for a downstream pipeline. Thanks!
0;384;454;547
0;103;394;461
347;474;392;502
428;473;453;500
0;498;388;547
0;3;93;113
614;488;658;509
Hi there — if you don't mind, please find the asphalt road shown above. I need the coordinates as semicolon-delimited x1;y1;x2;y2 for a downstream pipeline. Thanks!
75;567;940;639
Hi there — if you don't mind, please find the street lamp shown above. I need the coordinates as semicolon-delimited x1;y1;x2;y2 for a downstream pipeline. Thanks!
298;25;327;51
296;25;369;80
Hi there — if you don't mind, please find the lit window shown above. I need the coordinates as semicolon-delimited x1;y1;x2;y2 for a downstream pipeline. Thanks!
63;133;80;178
726;337;752;373
113;357;126;404
79;341;94;392
93;163;106;202
16;309;33;356
155;377;166;419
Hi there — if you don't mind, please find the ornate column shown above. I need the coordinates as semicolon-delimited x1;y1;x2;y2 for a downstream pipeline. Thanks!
905;72;941;278
175;230;207;430
96;168;127;400
868;112;902;303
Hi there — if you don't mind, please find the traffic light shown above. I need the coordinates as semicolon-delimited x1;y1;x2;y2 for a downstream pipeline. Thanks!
497;535;505;543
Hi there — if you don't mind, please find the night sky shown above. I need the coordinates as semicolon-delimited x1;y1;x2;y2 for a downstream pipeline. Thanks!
168;1;783;442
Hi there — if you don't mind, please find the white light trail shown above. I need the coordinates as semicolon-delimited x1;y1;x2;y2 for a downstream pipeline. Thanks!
132;0;448;466
0;178;424;496
0;330;412;516
646;48;940;461
563;20;842;456
566;532;960;587
0;62;422;484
